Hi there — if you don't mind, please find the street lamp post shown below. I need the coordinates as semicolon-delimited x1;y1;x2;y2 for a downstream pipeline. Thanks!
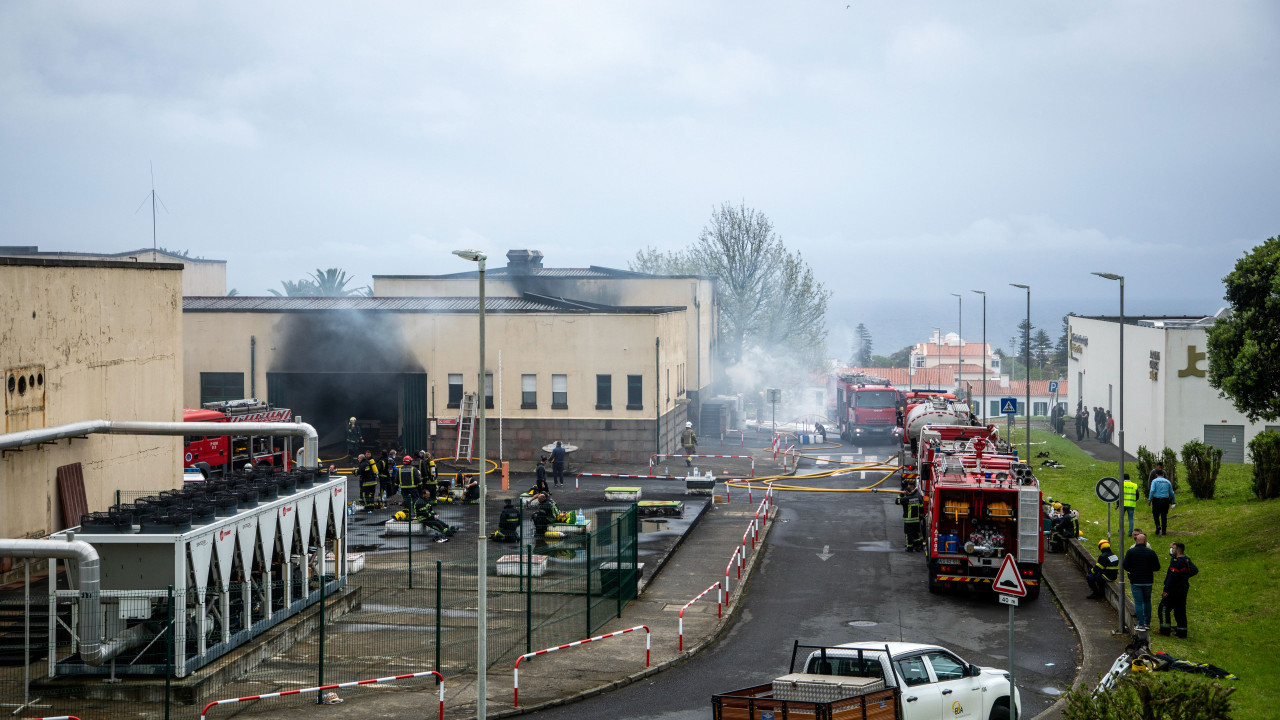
932;327;942;390
951;293;963;409
1010;284;1031;461
972;290;986;424
1093;272;1126;636
453;249;488;719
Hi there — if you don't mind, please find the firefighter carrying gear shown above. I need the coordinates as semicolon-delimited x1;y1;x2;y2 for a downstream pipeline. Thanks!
397;463;423;507
358;455;381;507
896;481;924;552
681;423;697;467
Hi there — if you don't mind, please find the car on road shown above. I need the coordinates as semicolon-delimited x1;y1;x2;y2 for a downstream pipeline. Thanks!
800;641;1022;720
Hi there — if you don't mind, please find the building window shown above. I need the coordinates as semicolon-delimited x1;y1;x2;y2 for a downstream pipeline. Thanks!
627;374;643;410
200;372;244;405
521;374;537;409
596;375;611;410
485;373;494;409
448;374;463;408
1033;401;1048;417
913;355;925;368
990;400;1001;417
990;358;1000;370
552;374;567;408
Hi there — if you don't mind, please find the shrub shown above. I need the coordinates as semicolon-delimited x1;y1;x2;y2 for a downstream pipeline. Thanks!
1137;446;1157;498
1182;440;1223;500
1160;447;1180;492
1247;430;1280;500
1062;672;1235;720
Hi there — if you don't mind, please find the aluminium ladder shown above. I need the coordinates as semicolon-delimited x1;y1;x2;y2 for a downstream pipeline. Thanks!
455;392;478;462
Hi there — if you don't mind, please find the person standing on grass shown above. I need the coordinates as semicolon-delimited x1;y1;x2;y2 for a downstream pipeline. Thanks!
1159;541;1198;638
1122;473;1138;537
1122;532;1161;632
1148;469;1175;536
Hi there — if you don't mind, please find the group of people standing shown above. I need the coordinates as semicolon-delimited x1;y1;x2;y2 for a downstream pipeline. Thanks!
1087;531;1199;637
1074;403;1114;443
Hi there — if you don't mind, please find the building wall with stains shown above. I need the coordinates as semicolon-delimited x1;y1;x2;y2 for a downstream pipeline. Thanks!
0;258;184;541
182;305;690;463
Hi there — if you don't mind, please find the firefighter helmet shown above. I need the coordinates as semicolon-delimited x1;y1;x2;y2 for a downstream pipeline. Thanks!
1098;539;1111;550
394;511;408;522
685;421;693;428
404;455;413;463
349;417;356;423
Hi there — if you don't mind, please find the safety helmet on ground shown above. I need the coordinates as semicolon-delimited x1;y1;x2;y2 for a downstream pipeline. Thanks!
1098;539;1111;550
349;417;356;423
394;511;408;522
685;421;693;428
404;455;413;463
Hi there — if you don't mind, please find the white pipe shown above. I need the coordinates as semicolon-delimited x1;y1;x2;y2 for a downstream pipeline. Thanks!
0;420;320;468
0;537;105;665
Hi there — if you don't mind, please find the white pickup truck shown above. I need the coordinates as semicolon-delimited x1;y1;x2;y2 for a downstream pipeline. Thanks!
796;641;1022;720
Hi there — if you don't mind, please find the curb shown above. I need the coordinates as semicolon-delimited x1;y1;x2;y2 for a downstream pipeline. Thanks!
472;506;779;720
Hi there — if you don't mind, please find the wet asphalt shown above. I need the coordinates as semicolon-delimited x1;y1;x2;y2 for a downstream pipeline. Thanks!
524;437;1078;719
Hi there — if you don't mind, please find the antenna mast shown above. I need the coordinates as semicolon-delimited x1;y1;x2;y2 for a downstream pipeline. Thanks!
134;162;168;252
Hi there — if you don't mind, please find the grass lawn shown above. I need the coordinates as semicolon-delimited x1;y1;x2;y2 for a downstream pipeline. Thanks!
1009;425;1280;720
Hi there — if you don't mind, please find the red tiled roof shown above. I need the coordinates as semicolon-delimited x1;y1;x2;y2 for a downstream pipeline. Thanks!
837;368;1067;397
914;343;992;358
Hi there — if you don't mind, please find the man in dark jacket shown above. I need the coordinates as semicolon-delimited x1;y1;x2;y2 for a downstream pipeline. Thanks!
1159;541;1199;637
1086;539;1119;599
1049;504;1079;553
551;441;567;486
1121;532;1161;631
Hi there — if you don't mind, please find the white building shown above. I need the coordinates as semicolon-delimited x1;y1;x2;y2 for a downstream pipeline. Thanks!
1068;313;1276;464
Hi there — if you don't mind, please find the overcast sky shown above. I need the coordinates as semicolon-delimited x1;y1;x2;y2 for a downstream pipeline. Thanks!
2;2;1277;355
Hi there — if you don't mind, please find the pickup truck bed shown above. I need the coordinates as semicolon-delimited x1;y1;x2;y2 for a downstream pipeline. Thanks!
712;683;898;720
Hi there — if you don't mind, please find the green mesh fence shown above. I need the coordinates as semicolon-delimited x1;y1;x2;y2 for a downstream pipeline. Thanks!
0;497;639;720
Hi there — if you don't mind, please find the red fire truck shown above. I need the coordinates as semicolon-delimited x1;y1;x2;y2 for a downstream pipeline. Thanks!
918;431;1044;599
833;373;901;442
183;399;296;476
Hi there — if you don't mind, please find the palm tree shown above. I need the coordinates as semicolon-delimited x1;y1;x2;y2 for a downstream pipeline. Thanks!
307;268;364;296
269;279;319;297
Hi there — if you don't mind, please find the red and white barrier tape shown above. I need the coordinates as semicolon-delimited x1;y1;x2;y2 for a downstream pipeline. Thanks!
679;581;723;651
200;671;444;720
21;716;81;720
513;625;650;707
649;454;755;477
574;473;681;489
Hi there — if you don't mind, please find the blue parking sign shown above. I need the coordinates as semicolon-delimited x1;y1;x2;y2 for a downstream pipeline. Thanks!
1000;398;1019;414
1048;381;1059;394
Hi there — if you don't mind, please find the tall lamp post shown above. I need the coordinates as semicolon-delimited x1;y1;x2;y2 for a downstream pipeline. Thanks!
1093;271;1126;635
932;327;942;390
453;249;489;719
1010;284;1031;460
951;293;963;409
972;290;986;423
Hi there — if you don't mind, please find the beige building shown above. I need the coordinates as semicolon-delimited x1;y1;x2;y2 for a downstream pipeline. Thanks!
0;257;184;543
183;292;694;463
375;250;718;406
1;246;227;296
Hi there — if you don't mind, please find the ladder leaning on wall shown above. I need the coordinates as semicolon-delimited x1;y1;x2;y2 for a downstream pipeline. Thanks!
455;392;478;462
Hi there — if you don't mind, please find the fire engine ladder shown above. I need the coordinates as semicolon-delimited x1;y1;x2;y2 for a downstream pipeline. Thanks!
455;392;478;462
1017;485;1041;564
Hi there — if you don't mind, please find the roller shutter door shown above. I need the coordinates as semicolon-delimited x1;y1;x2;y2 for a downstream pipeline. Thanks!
1202;424;1244;464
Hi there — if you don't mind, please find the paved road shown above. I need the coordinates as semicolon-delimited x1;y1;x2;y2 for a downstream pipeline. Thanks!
529;438;1077;719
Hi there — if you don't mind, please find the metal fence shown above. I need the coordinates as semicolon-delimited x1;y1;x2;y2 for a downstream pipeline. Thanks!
1;497;639;719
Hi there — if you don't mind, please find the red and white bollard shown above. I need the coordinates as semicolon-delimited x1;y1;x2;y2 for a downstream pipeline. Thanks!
679;581;723;651
201;672;444;720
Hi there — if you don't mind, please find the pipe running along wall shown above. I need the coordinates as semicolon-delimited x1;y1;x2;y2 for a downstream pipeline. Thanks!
0;419;320;666
0;420;320;468
0;538;104;665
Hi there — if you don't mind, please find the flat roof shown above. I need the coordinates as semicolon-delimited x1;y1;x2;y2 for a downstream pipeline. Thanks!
375;264;707;281
0;247;225;264
0;256;184;272
184;293;684;314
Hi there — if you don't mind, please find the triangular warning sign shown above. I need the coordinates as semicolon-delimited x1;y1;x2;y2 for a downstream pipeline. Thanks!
993;554;1027;597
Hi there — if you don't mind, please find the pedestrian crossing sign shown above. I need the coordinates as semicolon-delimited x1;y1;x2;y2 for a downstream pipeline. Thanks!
1000;398;1018;414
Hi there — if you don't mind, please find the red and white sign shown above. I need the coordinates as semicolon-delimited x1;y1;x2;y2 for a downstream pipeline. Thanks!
993;554;1027;597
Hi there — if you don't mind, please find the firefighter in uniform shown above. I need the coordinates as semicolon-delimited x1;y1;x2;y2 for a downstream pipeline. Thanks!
1086;539;1119;599
681;421;697;467
357;453;381;508
345;417;362;458
397;455;422;508
492;498;521;542
1049;503;1079;553
1122;473;1139;538
420;452;440;501
896;478;924;552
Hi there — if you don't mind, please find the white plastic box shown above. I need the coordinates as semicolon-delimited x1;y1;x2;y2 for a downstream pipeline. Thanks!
496;554;549;577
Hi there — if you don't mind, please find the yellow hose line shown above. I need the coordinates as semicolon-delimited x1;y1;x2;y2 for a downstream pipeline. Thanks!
324;457;499;478
725;466;903;493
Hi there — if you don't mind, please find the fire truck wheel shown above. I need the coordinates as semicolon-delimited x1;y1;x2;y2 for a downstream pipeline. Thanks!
926;564;943;594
